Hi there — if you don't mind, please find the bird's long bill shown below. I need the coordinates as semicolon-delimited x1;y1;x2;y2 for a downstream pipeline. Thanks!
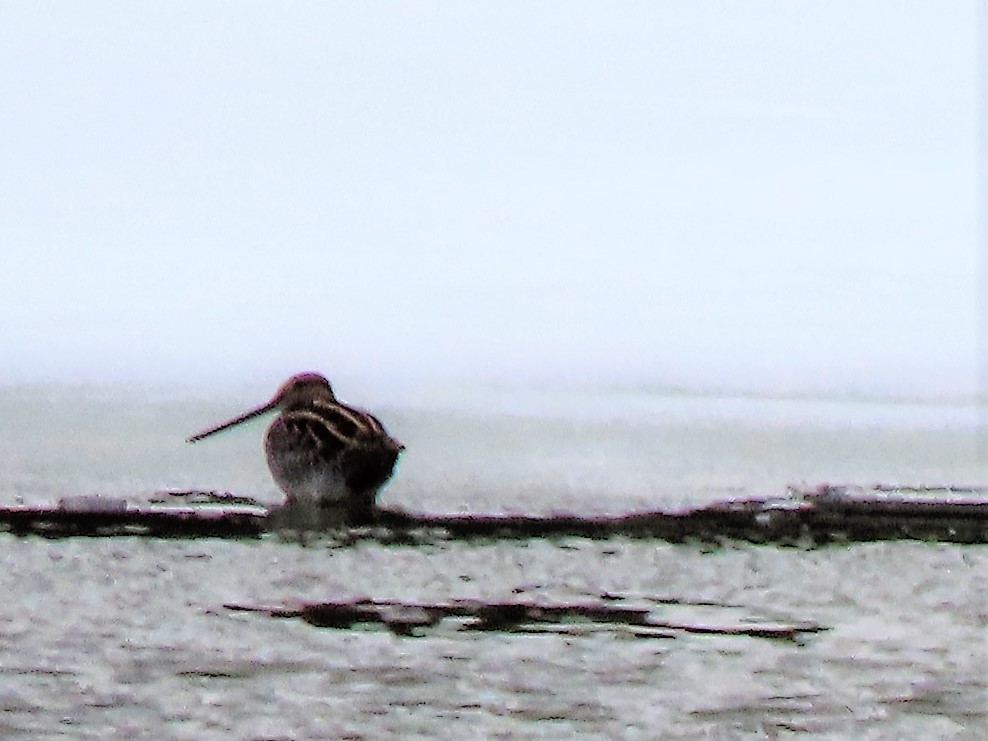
186;401;276;443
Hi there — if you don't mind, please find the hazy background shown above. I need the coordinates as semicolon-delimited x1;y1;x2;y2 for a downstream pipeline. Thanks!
0;2;980;399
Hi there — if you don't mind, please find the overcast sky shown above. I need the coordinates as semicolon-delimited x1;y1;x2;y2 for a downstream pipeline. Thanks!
0;2;980;397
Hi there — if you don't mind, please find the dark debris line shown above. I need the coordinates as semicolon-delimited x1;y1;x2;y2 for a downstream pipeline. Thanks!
0;485;986;543
0;502;266;539
374;484;988;545
223;598;829;641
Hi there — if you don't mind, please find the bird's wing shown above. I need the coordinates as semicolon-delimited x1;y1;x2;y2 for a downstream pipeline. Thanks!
309;399;394;449
273;410;352;468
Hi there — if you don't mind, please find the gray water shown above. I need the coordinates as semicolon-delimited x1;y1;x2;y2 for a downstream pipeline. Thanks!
0;383;986;738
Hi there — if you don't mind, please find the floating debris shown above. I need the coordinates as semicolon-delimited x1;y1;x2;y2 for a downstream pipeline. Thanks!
0;500;266;539
149;489;267;507
224;597;829;641
1;484;986;543
373;484;988;545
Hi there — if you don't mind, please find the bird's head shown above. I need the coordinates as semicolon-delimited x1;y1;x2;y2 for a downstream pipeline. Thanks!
186;371;336;443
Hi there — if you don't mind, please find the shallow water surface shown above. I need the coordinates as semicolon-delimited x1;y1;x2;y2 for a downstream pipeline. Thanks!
0;384;985;738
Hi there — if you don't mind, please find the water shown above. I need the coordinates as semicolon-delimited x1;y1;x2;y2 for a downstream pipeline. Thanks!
0;383;986;738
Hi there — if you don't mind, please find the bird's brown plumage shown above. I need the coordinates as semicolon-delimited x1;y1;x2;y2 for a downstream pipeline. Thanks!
187;372;403;526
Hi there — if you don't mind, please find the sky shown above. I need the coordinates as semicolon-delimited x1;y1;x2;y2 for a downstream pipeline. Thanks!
0;2;981;397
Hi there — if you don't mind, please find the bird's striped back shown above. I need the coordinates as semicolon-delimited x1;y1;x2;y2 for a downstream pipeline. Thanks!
285;397;396;451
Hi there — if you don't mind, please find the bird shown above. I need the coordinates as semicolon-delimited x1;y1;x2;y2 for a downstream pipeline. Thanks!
187;372;403;527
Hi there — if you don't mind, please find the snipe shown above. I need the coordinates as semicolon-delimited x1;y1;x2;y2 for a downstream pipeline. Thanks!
187;372;403;526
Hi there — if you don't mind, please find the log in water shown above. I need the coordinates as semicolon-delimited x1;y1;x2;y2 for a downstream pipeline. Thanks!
0;498;266;538
0;484;986;543
377;485;988;544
